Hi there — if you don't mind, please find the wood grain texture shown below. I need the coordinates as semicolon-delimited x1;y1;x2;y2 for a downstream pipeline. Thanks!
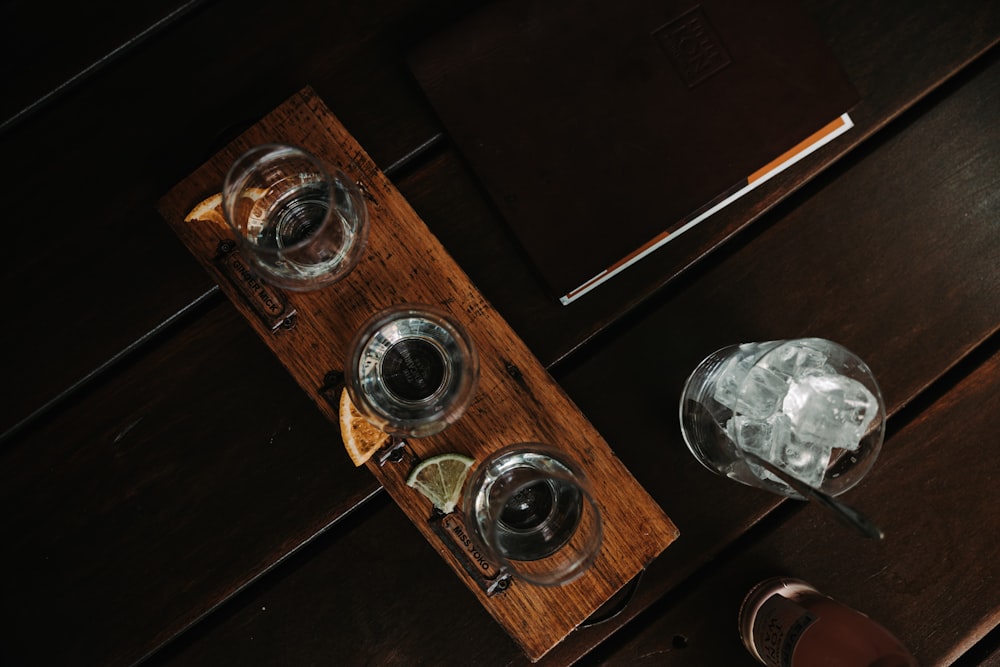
592;339;1000;666
0;303;380;667
3;1;998;666
157;87;679;661
147;40;1000;667
3;0;997;444
407;0;1000;367
0;0;483;442
963;634;1000;667
1;0;200;129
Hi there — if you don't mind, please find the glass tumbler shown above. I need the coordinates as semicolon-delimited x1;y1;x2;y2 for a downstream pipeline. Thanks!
222;143;369;291
679;338;886;498
464;443;603;587
345;304;479;439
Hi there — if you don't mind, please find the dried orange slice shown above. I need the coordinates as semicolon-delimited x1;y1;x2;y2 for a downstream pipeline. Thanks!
406;453;475;513
184;192;226;227
184;188;269;229
339;387;391;466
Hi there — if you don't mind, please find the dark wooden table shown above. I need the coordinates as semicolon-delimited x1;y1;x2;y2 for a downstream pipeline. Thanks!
2;1;998;665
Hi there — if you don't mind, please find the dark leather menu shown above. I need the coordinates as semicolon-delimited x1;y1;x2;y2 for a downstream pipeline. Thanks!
408;0;859;303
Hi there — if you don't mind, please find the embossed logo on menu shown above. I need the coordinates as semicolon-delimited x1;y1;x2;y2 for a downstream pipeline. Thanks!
653;6;732;88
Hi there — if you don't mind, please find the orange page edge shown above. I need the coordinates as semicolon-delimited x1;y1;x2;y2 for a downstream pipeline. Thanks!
561;113;854;305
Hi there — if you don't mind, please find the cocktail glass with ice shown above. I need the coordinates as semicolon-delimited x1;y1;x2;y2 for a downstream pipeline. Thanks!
679;338;885;498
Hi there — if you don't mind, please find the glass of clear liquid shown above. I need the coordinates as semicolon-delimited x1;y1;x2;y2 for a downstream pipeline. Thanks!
679;338;886;498
222;143;369;291
345;304;479;439
463;443;603;586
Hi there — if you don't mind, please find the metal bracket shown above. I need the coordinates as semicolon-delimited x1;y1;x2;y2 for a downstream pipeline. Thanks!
319;370;413;467
429;510;511;597
377;437;412;466
213;240;297;333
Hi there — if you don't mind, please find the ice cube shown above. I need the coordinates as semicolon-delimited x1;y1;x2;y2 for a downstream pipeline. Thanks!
712;349;757;409
774;434;832;488
765;340;831;379
730;415;773;457
769;412;794;452
736;414;794;490
782;374;879;452
735;366;789;419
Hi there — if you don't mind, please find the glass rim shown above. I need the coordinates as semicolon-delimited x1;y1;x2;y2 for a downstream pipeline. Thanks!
463;443;603;587
220;142;368;256
345;303;479;436
680;338;887;497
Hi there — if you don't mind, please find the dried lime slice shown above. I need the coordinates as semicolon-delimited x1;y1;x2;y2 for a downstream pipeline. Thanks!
406;453;475;513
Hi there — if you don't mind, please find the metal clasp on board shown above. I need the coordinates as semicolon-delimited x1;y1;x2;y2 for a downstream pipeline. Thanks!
213;240;297;333
318;370;415;468
429;510;512;597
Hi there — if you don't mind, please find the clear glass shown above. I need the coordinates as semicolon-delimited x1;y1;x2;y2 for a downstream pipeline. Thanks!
221;143;369;291
345;304;479;438
679;338;885;498
463;443;603;587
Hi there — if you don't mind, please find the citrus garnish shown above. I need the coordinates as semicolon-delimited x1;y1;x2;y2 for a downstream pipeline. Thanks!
406;453;476;514
184;188;268;229
184;192;226;227
339;387;391;466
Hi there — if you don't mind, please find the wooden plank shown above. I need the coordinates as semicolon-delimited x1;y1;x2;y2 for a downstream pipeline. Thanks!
0;0;480;441
145;40;1000;666
968;636;1000;667
1;4;996;666
143;493;530;666
535;45;1000;663
1;0;199;129
4;0;997;444
157;87;679;661
0;302;380;667
591;338;1000;666
411;0;1000;366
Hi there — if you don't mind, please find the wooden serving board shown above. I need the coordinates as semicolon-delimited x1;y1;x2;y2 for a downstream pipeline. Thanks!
158;87;679;661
